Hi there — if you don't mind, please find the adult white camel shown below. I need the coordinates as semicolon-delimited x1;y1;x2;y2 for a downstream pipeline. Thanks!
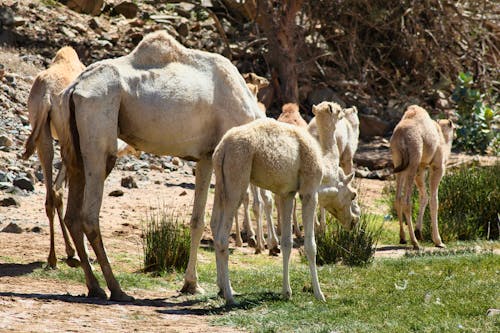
57;30;264;301
390;105;454;249
211;102;360;304
22;46;85;269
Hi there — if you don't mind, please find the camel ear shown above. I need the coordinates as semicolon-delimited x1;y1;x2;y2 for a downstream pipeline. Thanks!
312;105;318;116
338;109;345;119
345;172;355;183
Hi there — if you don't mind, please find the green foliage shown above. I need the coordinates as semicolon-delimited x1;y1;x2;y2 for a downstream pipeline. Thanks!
142;209;190;274
451;72;499;154
385;164;500;242
314;214;382;267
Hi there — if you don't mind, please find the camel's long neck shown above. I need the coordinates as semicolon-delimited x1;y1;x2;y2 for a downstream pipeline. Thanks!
316;120;339;186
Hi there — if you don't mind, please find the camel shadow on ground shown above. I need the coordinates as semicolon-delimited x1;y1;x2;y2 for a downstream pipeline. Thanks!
0;289;278;315
0;261;44;277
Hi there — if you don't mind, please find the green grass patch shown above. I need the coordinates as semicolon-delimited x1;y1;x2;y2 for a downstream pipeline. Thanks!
206;251;500;332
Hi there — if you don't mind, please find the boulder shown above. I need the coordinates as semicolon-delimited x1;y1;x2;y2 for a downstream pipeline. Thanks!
2;222;22;233
0;197;19;207
13;176;34;191
66;0;103;16
359;114;391;140
114;1;139;19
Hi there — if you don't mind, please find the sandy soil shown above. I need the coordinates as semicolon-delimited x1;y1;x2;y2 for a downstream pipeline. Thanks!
0;162;408;332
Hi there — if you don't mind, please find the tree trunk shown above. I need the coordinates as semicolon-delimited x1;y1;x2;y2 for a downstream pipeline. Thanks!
256;0;303;105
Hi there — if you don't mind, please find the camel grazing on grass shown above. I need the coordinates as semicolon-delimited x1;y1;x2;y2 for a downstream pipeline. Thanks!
390;105;454;250
22;46;85;269
57;31;264;301
308;105;360;228
210;102;360;304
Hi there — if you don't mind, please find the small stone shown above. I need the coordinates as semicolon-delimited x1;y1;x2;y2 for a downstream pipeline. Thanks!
0;197;19;207
172;157;182;166
121;176;137;189
31;226;42;233
13;177;34;191
114;1;139;19
179;190;187;196
109;189;124;197
2;222;23;233
0;134;13;147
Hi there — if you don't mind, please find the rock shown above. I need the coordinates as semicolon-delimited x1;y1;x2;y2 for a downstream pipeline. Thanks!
2;222;22;233
30;226;42;233
121;176;138;189
13;177;34;191
177;22;190;37
359;114;391;139
0;5;15;27
0;197;19;207
0;134;13;147
114;1;139;19
66;0;104;16
109;189;124;197
367;168;392;180
172;157;182;166
179;190;187;196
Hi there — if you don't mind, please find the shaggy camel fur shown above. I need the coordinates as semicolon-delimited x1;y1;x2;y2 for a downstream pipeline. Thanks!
308;105;360;228
232;73;279;256
276;102;308;237
211;102;360;304
58;31;263;301
390;105;454;249
22;46;85;269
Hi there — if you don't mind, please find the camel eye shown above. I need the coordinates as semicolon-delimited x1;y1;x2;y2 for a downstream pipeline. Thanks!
351;192;357;200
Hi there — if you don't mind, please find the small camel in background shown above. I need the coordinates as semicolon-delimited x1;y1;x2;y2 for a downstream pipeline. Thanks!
390;105;454;249
22;46;85;269
276;102;308;237
210;102;360;304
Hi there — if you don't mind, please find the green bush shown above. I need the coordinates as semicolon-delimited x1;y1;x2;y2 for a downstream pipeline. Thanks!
142;209;190;274
314;214;382;267
385;164;500;242
451;72;499;155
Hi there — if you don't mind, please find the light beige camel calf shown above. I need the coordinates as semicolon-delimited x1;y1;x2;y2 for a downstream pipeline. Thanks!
390;105;454;250
211;102;360;304
58;31;264;301
22;46;85;269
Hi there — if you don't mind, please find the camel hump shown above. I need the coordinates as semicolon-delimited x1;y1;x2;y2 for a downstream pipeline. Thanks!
129;30;188;67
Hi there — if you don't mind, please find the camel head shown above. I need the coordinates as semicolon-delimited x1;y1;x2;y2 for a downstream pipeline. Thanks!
437;119;455;144
343;106;359;127
243;72;269;90
317;169;360;230
312;101;345;125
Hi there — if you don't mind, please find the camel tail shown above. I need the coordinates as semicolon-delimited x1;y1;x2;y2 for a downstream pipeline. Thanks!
22;79;50;160
59;83;82;171
393;145;410;173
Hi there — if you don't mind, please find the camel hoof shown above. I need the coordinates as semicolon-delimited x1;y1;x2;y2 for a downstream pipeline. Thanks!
65;257;81;268
254;248;262;255
399;239;407;245
235;241;243;247
247;237;257;248
414;229;423;241
87;287;107;300
180;281;204;295
412;244;420;251
435;243;446;248
110;290;135;302
268;246;280;256
44;263;57;270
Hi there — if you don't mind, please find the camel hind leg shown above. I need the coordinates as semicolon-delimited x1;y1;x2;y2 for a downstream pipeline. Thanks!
277;193;295;300
429;165;445;248
401;166;420;250
414;167;428;241
394;173;407;244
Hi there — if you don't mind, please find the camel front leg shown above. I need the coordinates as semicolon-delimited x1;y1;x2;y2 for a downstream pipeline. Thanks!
414;168;428;241
278;194;295;300
242;187;257;247
429;166;445;248
261;189;280;256
251;185;266;254
181;158;213;294
300;192;325;301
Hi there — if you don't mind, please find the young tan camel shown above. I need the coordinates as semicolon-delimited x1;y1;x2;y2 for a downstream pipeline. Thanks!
308;105;360;227
57;30;264;301
390;105;454;249
211;102;360;304
22;46;85;269
230;73;280;256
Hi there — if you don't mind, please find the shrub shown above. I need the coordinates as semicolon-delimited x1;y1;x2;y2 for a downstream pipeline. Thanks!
385;164;500;242
142;208;190;274
451;72;499;155
314;214;382;267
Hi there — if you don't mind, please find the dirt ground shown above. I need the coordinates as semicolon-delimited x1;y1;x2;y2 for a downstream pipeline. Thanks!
0;161;443;332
